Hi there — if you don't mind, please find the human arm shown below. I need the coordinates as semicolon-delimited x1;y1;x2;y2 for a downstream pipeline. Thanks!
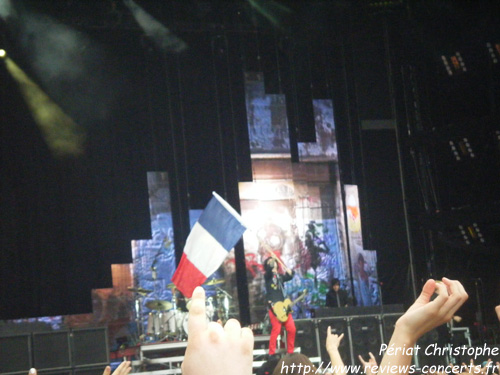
181;286;254;375
266;250;293;276
325;327;346;375
282;260;293;277
378;278;468;375
282;268;294;281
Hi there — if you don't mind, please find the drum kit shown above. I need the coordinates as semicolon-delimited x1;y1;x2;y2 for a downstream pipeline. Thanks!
128;278;234;343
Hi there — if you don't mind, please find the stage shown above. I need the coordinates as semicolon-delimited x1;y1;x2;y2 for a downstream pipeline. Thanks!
0;304;482;375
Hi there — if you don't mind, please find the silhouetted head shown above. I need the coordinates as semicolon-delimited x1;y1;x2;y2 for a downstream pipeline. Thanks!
272;353;317;375
264;257;277;273
331;278;340;292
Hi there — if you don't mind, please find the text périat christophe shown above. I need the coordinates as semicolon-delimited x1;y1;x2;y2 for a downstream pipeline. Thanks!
380;343;499;359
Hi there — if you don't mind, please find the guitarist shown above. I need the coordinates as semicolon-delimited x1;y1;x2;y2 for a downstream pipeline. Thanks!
264;255;296;357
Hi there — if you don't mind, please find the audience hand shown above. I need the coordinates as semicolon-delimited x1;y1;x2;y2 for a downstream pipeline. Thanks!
29;361;131;375
358;352;377;375
394;277;468;344
378;277;467;375
102;361;131;375
325;327;346;375
181;286;254;375
325;327;344;353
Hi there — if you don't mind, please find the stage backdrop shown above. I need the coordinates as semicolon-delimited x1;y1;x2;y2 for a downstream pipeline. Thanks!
235;72;355;324
345;184;379;306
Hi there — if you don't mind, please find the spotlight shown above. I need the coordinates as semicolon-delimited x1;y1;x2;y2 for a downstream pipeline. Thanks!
123;0;186;53
0;49;6;59
440;52;467;76
448;137;474;161
458;223;485;245
486;42;499;64
449;140;460;161
4;57;85;157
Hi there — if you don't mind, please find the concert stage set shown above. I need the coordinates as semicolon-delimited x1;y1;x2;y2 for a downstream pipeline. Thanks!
2;1;500;375
1;304;477;375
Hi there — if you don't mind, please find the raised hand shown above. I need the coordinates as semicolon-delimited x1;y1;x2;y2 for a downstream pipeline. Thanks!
325;327;346;375
325;327;344;353
181;286;254;375
378;278;468;375
358;352;378;375
102;361;131;375
394;278;468;343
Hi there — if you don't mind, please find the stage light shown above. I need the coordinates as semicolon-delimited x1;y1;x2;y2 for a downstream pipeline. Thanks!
0;0;14;21
441;52;467;76
247;0;292;28
0;49;6;59
486;42;499;64
123;0;187;53
449;140;460;161
4;57;85;157
441;55;453;76
459;137;474;158
448;137;474;161
458;223;485;245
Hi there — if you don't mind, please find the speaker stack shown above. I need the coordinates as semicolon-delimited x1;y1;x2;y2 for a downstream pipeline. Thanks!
0;334;32;375
0;327;109;375
294;319;320;358
317;317;351;365
349;316;383;362
293;308;404;367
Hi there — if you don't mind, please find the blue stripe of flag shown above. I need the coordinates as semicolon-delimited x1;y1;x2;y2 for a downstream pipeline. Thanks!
198;195;246;252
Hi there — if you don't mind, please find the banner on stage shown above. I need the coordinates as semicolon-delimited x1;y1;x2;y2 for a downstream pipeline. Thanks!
344;184;379;306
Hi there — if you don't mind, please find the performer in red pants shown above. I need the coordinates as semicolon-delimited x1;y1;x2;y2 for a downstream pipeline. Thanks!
264;255;296;356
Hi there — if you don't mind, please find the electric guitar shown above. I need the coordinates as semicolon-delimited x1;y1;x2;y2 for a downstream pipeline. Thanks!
272;290;308;323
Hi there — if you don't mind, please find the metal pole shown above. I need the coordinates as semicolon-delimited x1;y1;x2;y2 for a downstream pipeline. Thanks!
382;17;418;301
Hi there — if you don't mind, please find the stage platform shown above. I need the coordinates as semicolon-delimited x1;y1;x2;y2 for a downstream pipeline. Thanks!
129;335;320;375
1;305;418;375
127;306;407;374
0;307;478;375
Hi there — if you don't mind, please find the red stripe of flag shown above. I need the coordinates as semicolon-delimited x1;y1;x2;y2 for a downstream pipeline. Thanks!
171;253;207;298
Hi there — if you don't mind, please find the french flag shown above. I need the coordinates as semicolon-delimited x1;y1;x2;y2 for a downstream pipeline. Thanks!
171;192;247;298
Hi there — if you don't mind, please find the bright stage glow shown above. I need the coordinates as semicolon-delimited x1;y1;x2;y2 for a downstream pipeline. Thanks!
247;0;291;28
123;0;187;52
0;0;15;20
0;49;6;58
5;57;85;157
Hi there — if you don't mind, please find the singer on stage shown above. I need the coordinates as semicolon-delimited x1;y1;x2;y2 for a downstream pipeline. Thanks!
264;254;296;356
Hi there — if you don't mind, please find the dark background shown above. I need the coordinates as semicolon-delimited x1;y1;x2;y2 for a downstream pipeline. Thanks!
1;0;499;337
